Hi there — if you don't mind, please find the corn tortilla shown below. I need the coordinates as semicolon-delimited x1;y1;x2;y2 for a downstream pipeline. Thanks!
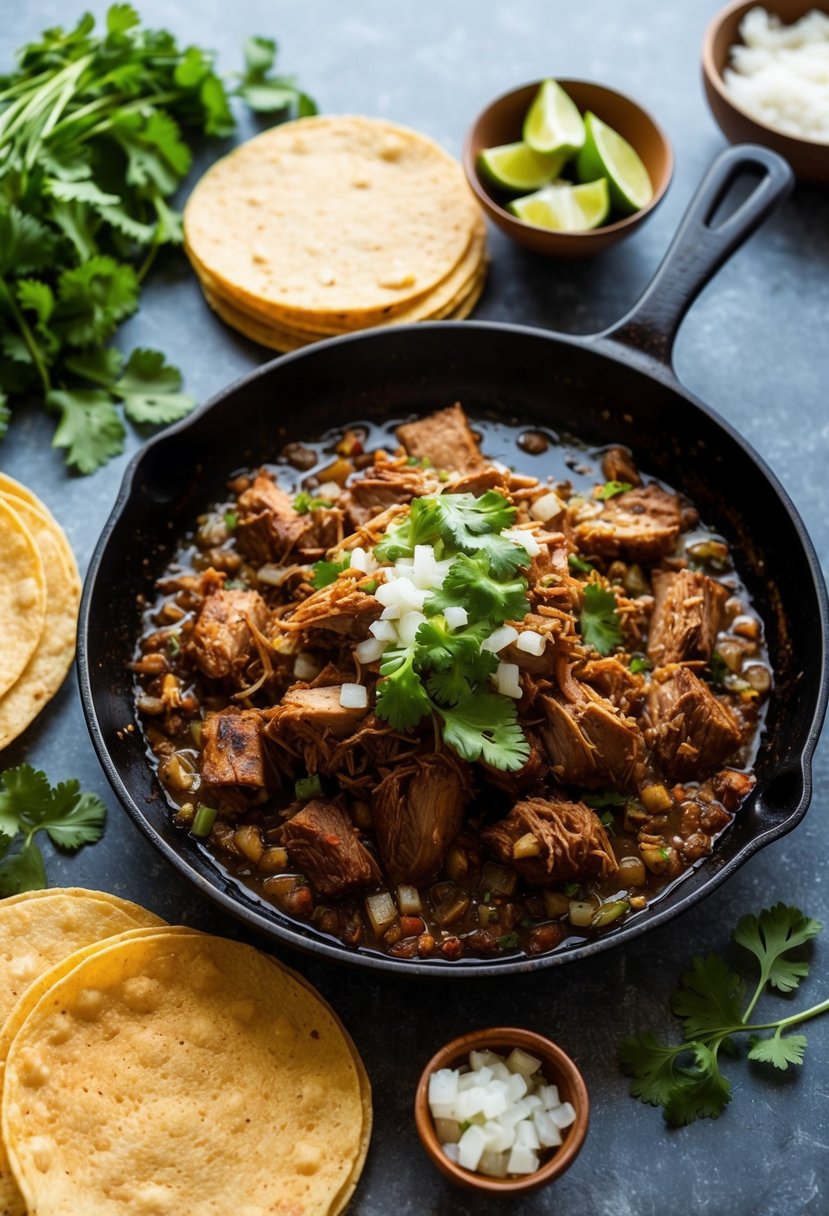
0;499;45;700
0;483;81;603
3;932;370;1216
184;115;481;324
0;921;176;1216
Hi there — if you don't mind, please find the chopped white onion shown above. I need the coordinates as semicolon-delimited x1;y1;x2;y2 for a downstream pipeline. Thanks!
397;609;426;646
412;544;438;589
256;563;288;586
380;604;401;620
551;1101;576;1129
316;480;342;499
506;1143;539;1175
444;605;468;631
502;526;542;558
458;1125;488;1171
495;661;522;699
355;638;386;664
293;652;321;681
429;1069;459;1108
516;629;546;657
369;619;398;642
349;546;370;573
442;1143;461;1165
482;625;519;654
531;490;566;523
339;683;368;709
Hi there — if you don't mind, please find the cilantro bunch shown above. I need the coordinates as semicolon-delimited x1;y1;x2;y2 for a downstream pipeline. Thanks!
620;903;829;1126
372;492;532;772
0;5;316;471
0;764;106;893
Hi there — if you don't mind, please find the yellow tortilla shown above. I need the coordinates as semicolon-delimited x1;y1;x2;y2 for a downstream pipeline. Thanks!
0;499;45;699
184;114;482;325
0;486;81;602
2;932;371;1216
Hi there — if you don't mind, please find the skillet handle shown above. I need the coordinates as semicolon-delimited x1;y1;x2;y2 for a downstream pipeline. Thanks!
597;144;793;370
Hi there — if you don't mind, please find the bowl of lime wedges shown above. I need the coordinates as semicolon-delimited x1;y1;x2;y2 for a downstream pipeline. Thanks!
463;79;673;256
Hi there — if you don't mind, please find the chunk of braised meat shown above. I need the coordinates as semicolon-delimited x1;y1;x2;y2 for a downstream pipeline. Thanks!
277;799;381;897
575;655;644;711
713;768;756;811
644;666;742;781
572;484;682;562
481;732;548;797
600;446;642;487
396;402;485;474
341;462;439;530
263;685;369;764
448;465;512;497
235;472;343;563
277;575;381;642
647;569;728;666
482;796;618;886
372;754;471;884
539;663;646;791
201;709;265;787
185;587;269;684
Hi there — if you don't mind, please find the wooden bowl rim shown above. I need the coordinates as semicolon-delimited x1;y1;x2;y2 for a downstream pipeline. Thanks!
702;0;829;152
414;1026;590;1194
463;77;674;240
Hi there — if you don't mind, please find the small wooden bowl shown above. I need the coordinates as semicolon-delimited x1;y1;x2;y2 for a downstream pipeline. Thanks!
702;0;829;184
463;79;673;257
414;1027;589;1195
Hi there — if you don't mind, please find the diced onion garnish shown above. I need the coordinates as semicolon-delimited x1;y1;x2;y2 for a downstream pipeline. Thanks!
369;619;398;642
428;1047;575;1178
316;480;342;499
495;661;522;699
482;625;519;654
380;603;401;620
531;490;566;522
444;605;468;631
349;546;374;573
256;563;287;586
398;610;426;646
502;526;542;558
293;651;321;681
516;630;546;656
355;637;385;664
339;683;368;709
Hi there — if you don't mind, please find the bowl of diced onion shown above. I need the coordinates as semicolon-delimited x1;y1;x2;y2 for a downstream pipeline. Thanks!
703;1;829;182
414;1027;589;1194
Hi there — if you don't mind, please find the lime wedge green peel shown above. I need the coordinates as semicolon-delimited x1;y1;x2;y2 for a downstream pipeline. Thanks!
507;179;610;233
523;78;586;156
478;141;567;191
575;112;653;214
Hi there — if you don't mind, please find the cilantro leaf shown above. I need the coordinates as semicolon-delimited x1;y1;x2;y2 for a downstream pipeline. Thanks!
294;491;333;515
46;388;126;473
426;554;529;625
579;582;622;655
0;206;56;275
37;780;107;849
375;646;432;731
0;392;9;439
747;1030;807;1070
437;692;530;772
670;955;746;1041
662;1043;732;1127
630;656;653;675
113;348;195;425
567;553;594;575
584;789;628;809
16;280;55;329
53;256;139;346
0;840;48;897
619;1032;685;1108
597;480;633;500
436;492;524;578
417;618;497;706
235;36;319;116
733;903;822;995
0;764;54;833
310;557;351;589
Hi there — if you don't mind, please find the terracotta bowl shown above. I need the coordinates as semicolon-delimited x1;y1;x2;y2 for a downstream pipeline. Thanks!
703;0;829;183
414;1027;589;1195
463;79;673;257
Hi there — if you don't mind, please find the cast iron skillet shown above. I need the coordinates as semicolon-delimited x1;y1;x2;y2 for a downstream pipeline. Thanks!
79;145;828;977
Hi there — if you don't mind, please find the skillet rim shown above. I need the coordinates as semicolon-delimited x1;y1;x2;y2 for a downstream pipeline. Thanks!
77;318;829;978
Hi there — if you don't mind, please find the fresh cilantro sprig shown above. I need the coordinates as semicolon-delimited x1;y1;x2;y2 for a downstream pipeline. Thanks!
619;904;827;1126
375;492;523;576
596;480;633;500
0;764;106;895
579;581;623;655
294;491;333;515
310;556;351;589
0;5;316;471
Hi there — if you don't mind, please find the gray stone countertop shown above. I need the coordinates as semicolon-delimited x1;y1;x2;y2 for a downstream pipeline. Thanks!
1;2;828;1213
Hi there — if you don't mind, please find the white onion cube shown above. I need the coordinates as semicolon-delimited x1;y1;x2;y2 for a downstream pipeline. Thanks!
428;1068;459;1109
506;1143;539;1175
444;605;468;631
349;546;369;572
470;1049;502;1070
374;581;399;607
412;544;437;588
478;1149;510;1178
355;638;385;664
540;1084;560;1110
531;490;566;522
442;1142;460;1164
293;652;320;681
369;619;398;641
551;1100;576;1129
454;1087;486;1121
498;1097;531;1127
458;1124;488;1172
506;1072;528;1103
380;604;401;620
397;609;426;646
506;1048;543;1077
515;1120;540;1150
390;576;428;610
483;1120;515;1152
495;662;522;699
503;526;541;558
459;1065;492;1090
316;481;341;499
482;625;519;654
339;683;368;709
516;629;546;656
533;1110;563;1148
481;1082;509;1119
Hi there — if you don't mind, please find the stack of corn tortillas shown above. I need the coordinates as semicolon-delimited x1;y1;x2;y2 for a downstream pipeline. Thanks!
0;888;372;1216
184;115;487;352
0;474;81;751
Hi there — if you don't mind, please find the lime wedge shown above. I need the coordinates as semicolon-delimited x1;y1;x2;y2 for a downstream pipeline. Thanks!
575;113;653;214
478;142;566;191
523;79;585;156
507;179;610;232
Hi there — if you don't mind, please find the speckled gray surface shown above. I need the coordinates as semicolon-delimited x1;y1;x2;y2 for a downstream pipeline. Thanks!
2;2;828;1213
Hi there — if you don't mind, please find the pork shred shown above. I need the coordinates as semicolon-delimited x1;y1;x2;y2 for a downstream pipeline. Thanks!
372;754;471;884
482;797;618;886
647;569;728;665
644;666;742;780
572;484;682;562
186;587;269;685
277;576;381;641
201;709;265;787
235;472;342;562
396;402;485;474
539;665;646;791
341;461;439;530
278;799;381;897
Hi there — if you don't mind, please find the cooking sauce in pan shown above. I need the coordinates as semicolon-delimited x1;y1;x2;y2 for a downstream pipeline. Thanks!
133;413;770;963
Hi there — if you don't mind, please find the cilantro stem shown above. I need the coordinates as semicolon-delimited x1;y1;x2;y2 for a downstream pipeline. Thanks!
0;277;51;395
136;241;160;285
665;997;829;1056
67;91;184;143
